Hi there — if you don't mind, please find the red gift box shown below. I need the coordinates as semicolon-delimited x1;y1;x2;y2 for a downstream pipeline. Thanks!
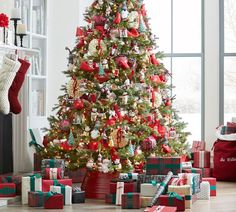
42;179;72;192
44;193;64;209
110;181;137;194
0;183;16;197
183;168;202;181
193;151;210;168
202;177;216;196
144;205;177;212
200;168;212;178
45;168;63;180
121;193;141;209
157;195;185;211
28;191;45;207
0;175;22;195
192;141;206;152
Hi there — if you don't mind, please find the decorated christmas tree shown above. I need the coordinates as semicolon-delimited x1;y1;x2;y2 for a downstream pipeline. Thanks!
40;0;190;172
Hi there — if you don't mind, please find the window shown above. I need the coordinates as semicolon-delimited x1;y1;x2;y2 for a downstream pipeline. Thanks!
220;0;236;124
146;0;204;142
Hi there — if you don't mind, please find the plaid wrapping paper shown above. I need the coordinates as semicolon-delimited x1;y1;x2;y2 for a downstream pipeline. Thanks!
119;173;139;180
178;173;201;194
110;181;137;194
144;206;177;212
0;175;22;195
192;141;206;152
42;179;72;192
44;192;64;209
28;191;46;207
157;194;185;211
121;192;141;209
196;181;210;200
141;196;152;208
200;168;212;178
50;185;72;205
67;168;87;183
193;151;210;168
202;178;216;196
183;168;202;181
141;183;160;197
146;157;182;175
105;194;116;204
41;159;65;179
0;183;16;197
168;185;192;209
72;191;85;204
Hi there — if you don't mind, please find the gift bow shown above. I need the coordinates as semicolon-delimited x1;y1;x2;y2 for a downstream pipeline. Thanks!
45;191;58;200
150;180;158;186
28;129;43;151
168;192;183;200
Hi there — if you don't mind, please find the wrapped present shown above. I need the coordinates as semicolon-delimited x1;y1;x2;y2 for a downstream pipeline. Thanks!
144;205;177;212
67;168;87;183
196;181;210;200
168;185;192;209
105;194;116;204
0;175;22;195
42;179;72;192
140;182;160;197
72;188;85;204
183;168;202;181
0;183;16;197
178;173;201;194
192;194;197;203
116;182;124;206
200;168;212;178
110;180;137;194
182;162;192;169
202;178;216;196
119;173;138;180
157;193;185;211
193;151;210;168
192;141;206;152
34;153;42;171
41;159;65;179
22;174;42;205
121;192;141;209
45;168;63;180
44;192;64;209
50;185;72;205
141;196;152;208
146;157;182;175
28;191;45;207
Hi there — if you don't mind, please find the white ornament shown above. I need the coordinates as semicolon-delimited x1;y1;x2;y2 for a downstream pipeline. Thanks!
128;11;139;29
102;159;111;173
86;158;94;169
91;129;99;139
154;92;162;108
91;108;98;121
98;0;103;5
88;39;107;56
85;126;91;132
121;9;129;20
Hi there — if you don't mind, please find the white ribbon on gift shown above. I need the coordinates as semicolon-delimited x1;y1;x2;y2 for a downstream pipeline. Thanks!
115;182;124;206
50;185;72;205
199;151;205;168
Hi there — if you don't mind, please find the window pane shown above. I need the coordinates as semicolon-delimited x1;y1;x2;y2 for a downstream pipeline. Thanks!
146;0;171;53
173;0;202;53
224;57;236;122
224;0;236;53
172;57;202;142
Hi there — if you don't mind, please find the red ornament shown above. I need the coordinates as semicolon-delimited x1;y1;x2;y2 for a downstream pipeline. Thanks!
162;144;171;154
110;148;119;161
150;75;162;84
158;124;166;137
140;136;157;151
0;13;9;28
127;28;139;37
88;141;99;151
95;73;109;83
60;141;72;151
114;12;121;24
115;56;130;69
77;39;85;49
59;120;70;131
150;54;159;66
93;15;106;27
72;99;84;110
80;61;95;72
106;118;116;126
76;27;84;37
43;135;50;147
165;98;171;106
141;4;147;17
89;93;97;103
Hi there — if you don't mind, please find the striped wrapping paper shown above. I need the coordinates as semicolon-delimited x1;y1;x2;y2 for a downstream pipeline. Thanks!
121;193;141;209
202;177;216;196
28;191;46;207
200;168;212;178
0;175;22;195
0;183;16;197
193;151;210;168
146;157;182;175
168;185;192;209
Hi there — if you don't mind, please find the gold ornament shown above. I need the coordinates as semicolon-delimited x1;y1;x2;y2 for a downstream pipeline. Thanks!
110;129;128;148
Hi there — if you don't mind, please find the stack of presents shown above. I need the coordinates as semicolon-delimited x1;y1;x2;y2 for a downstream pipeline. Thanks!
105;140;217;211
0;140;216;211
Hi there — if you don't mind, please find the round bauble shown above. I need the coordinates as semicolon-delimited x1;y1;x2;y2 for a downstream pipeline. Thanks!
59;120;70;131
72;99;84;110
140;136;157;151
88;39;107;56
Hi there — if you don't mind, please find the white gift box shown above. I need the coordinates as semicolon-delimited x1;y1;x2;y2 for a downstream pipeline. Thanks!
22;175;42;205
116;182;124;206
50;185;72;205
119;173;138;180
140;183;160;197
197;181;210;200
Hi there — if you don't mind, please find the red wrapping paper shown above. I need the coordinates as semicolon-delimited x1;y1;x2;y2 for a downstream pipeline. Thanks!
144;206;177;212
110;181;137;194
193;151;210;168
0;183;16;197
44;194;64;209
42;179;72;192
200;168;212;178
202;177;216;196
45;168;62;180
157;195;185;211
192;141;205;152
0;175;21;195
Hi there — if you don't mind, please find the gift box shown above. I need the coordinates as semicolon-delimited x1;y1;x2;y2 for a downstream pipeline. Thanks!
200;168;212;178
192;194;197;203
182;162;192;169
45;168;63;180
28;191;46;207
140;183;160;197
196;181;210;200
0;175;22;195
42;179;72;192
121;192;141;209
168;185;192;209
183;168;202;181
119;173;138;180
192;141;206;152
67;168;87;183
41;159;65;179
44;192;64;209
178;173;201;194
146;157;182;175
110;181;137;194
50;185;72;205
202;178;216;196
22;174;42;205
0;183;16;197
72;189;85;204
105;194;116;204
141;196;152;208
116;182;124;205
144;205;177;212
193;151;210;168
157;194;185;211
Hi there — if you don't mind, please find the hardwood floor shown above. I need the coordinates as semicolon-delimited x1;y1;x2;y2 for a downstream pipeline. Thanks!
0;181;236;211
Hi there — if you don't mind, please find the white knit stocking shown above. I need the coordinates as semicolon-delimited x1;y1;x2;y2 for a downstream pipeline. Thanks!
0;56;21;114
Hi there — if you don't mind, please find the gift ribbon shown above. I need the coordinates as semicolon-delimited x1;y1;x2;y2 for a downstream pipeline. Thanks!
29;173;41;191
185;195;192;200
57;184;66;205
168;192;183;201
53;179;59;186
210;185;216;190
0;187;15;195
126;192;134;209
29;129;43;151
50;159;55;168
34;191;44;207
150;180;158;186
45;191;57;201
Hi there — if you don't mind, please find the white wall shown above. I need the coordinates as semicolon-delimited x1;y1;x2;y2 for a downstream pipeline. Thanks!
0;0;13;16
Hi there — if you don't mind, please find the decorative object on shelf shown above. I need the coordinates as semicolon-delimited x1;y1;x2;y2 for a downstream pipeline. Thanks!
0;13;9;44
10;8;21;46
17;24;27;47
